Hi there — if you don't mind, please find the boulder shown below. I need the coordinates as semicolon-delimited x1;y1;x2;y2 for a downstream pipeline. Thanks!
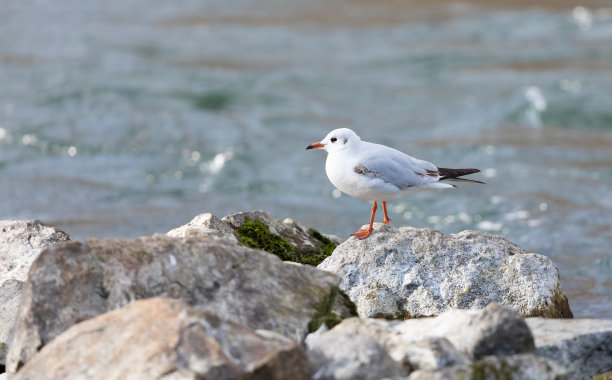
306;331;407;380
169;211;339;266
526;317;612;380
0;220;70;365
13;297;310;380
322;303;533;372
408;353;566;380
7;236;355;372
318;224;572;319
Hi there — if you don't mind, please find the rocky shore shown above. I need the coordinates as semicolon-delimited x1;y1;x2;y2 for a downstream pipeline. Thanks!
1;211;611;379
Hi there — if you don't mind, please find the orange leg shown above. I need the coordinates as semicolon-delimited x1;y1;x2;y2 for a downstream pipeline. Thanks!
382;201;391;224
351;201;377;240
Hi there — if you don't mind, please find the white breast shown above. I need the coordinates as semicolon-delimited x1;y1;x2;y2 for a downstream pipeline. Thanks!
325;152;352;193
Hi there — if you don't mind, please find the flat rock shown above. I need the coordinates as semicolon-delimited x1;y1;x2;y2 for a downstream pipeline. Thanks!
306;331;407;380
13;297;310;380
408;353;567;380
318;224;572;319
0;220;70;365
7;236;354;372
526;317;612;380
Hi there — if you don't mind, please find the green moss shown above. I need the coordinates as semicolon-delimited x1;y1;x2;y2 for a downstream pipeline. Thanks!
308;288;343;333
237;218;298;262
309;228;336;255
471;358;515;380
298;228;337;266
235;219;337;266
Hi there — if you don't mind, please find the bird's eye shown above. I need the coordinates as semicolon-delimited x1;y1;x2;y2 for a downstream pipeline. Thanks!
331;137;337;143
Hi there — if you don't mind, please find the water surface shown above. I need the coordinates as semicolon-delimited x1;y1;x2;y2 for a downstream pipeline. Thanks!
1;0;611;317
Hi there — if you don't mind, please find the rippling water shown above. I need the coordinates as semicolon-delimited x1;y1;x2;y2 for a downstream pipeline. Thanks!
1;0;611;317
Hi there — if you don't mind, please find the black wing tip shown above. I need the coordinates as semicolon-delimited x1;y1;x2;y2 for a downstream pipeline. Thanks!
438;167;484;183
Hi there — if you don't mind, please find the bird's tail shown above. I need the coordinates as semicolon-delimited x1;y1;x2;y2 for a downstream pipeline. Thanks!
438;168;485;184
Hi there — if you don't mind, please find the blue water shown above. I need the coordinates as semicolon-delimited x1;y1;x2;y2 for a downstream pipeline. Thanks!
1;0;611;317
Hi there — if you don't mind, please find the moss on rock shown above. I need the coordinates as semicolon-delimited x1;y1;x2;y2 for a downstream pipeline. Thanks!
525;285;573;318
307;287;358;333
471;359;517;380
308;288;343;333
236;218;337;267
237;218;298;262
297;228;336;266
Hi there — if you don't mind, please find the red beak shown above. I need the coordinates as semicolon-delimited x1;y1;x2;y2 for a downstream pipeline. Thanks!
306;142;325;150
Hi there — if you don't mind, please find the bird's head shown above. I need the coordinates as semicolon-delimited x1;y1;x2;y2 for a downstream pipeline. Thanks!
306;128;361;154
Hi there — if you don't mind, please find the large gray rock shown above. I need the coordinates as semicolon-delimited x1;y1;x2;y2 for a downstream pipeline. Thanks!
169;211;339;266
0;220;70;365
318;224;572;319
306;331;407;380
526;317;612;380
7;236;354;372
408;353;567;380
324;303;534;372
13;297;310;380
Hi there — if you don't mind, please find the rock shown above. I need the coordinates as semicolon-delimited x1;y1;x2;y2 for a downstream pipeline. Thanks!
223;210;339;266
408;353;566;380
0;280;21;366
0;220;70;365
414;303;536;360
325;317;467;372
399;337;468;372
318;224;572;319
526;317;612;380
167;213;239;243
7;236;355;372
13;297;310;380
326;303;533;371
306;331;407;380
594;371;612;380
168;211;339;266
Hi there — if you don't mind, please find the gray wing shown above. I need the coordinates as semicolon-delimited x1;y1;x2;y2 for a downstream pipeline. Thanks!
356;143;440;189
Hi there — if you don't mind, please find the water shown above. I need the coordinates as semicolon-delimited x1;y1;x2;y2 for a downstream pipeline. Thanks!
1;0;611;318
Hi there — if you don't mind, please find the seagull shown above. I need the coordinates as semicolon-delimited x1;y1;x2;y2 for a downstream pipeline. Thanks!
307;128;484;239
